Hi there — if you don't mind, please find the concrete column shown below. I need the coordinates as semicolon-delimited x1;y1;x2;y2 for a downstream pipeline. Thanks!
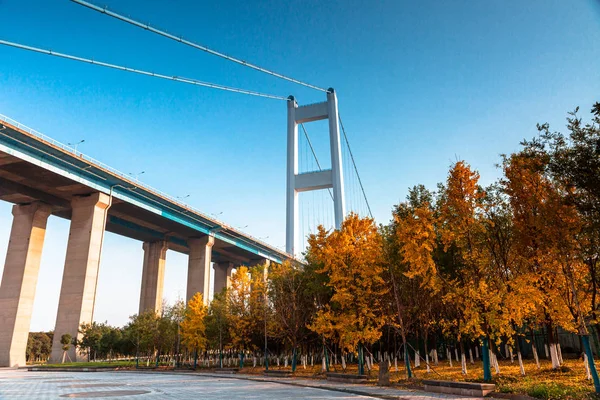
0;202;51;367
327;89;346;230
186;236;214;305
286;97;299;256
50;193;110;363
139;241;168;315
213;262;234;295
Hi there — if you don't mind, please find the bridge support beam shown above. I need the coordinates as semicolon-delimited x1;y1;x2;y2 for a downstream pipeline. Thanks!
186;236;214;305
0;202;51;367
213;262;234;295
139;241;167;315
50;193;111;363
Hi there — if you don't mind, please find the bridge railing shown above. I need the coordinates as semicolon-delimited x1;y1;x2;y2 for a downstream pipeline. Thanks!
0;113;289;260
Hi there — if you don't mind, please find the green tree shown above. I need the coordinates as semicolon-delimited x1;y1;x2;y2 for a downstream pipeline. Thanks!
60;333;73;364
125;311;160;365
269;261;315;372
78;322;105;362
206;291;230;368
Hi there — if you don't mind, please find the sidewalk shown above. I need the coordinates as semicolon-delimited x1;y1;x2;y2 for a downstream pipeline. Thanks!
137;370;494;400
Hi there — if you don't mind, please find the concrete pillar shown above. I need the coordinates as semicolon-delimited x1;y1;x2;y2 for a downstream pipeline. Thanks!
139;241;167;315
327;89;346;230
50;193;111;363
213;262;234;295
186;236;214;305
0;202;51;367
286;97;299;256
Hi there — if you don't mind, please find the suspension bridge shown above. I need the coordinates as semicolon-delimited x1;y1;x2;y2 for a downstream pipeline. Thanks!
0;0;372;367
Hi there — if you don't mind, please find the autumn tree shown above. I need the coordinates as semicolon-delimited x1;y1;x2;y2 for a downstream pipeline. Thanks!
480;184;538;375
506;109;600;390
390;184;439;377
436;161;501;380
307;213;388;375
502;149;575;370
534;103;600;390
539;104;600;334
181;293;208;368
227;265;267;367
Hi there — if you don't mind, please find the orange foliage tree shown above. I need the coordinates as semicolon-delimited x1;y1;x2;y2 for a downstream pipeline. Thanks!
307;213;388;375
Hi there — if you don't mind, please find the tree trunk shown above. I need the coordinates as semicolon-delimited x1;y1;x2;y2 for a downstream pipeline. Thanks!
515;334;525;376
389;266;411;378
547;323;560;369
460;341;467;375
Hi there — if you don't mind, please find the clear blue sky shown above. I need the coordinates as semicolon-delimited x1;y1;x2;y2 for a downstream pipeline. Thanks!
0;0;599;331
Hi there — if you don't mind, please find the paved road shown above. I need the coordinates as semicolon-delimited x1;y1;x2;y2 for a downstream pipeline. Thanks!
0;369;486;399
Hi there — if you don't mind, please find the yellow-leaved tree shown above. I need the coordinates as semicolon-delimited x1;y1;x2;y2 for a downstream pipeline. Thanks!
436;161;500;380
180;292;208;368
307;213;388;375
503;148;591;371
227;265;266;367
393;185;439;378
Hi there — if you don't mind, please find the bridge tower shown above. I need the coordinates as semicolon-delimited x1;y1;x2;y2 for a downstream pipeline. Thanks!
286;88;346;256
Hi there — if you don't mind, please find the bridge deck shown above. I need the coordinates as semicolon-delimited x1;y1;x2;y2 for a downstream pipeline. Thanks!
0;114;289;264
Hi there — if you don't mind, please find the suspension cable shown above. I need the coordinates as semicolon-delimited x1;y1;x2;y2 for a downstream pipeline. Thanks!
300;123;334;201
70;0;328;93
338;114;374;219
0;40;288;101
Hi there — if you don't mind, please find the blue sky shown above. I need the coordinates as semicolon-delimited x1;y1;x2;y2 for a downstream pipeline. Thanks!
0;0;599;330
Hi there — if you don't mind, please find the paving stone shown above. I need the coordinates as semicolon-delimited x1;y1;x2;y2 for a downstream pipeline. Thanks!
0;368;494;399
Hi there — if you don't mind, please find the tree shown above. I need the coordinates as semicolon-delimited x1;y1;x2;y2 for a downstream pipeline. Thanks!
391;184;440;377
502;149;575;370
181;293;208;368
534;104;600;390
269;261;315;372
60;333;73;364
227;265;263;367
98;326;124;361
206;291;230;368
308;214;388;375
26;332;52;363
436;161;500;380
125;310;160;366
78;322;105;362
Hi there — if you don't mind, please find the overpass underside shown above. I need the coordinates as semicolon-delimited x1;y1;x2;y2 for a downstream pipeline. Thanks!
0;117;285;367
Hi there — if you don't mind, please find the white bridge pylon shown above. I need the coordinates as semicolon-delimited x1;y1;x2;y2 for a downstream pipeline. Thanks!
286;88;346;256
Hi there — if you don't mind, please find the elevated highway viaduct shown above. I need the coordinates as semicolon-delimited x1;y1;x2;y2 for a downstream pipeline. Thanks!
0;114;290;367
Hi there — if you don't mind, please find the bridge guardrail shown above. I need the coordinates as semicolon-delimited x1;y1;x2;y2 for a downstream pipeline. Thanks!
0;113;290;260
